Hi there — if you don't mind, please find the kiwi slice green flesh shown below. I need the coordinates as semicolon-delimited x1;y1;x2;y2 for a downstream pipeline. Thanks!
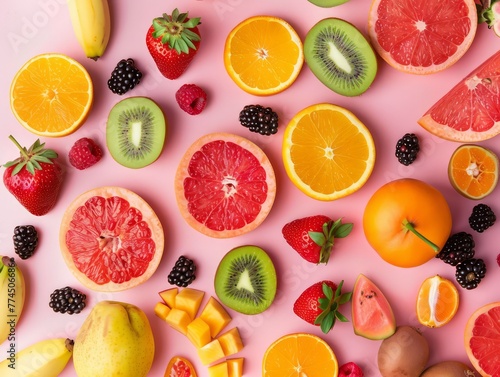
304;18;377;96
106;97;166;169
214;245;277;315
308;0;350;7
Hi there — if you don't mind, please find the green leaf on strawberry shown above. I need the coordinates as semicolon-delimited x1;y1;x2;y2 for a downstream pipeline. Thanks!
314;280;352;334
308;218;353;264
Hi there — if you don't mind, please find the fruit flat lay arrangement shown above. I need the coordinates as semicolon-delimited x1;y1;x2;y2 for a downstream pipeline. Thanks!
2;0;500;376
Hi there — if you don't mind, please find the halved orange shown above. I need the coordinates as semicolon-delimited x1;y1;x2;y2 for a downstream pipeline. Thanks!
262;333;338;377
464;302;500;377
282;103;376;201
10;53;93;137
416;275;459;328
224;16;304;96
448;144;499;200
367;0;477;74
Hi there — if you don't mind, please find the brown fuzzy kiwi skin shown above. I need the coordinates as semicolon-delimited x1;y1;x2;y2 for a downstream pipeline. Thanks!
420;361;477;377
377;326;430;377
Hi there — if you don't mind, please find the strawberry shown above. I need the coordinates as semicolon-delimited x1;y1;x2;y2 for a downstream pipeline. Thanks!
3;136;64;216
146;8;201;80
293;280;351;334
282;215;353;264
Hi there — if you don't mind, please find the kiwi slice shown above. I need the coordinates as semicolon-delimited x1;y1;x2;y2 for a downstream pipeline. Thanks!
308;0;350;7
106;97;167;169
304;18;377;96
214;245;277;315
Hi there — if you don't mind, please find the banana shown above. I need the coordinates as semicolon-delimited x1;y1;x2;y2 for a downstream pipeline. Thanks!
0;257;25;346
0;338;73;377
68;0;111;60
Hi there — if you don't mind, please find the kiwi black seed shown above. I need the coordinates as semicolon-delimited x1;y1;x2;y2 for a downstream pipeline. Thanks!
304;18;378;97
214;245;277;315
106;96;167;169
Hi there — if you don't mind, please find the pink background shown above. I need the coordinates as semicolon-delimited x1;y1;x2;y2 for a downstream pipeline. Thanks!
1;0;499;376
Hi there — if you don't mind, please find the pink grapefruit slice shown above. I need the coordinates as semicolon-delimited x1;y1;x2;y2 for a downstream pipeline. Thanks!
464;302;500;377
59;186;164;292
175;133;276;238
367;0;477;74
418;50;500;141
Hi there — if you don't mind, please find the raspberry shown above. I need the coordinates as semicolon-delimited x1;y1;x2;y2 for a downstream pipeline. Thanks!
68;138;103;170
497;253;500;268
339;362;364;377
175;84;207;115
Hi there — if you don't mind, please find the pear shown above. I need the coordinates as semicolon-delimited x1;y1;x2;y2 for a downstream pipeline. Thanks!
73;301;155;377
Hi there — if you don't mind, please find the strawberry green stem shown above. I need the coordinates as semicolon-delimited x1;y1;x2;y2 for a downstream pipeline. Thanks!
8;135;29;159
402;219;440;253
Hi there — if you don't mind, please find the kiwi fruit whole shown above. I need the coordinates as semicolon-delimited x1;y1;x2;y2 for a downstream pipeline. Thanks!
304;18;377;96
214;245;277;315
420;361;477;376
308;0;350;7
106;97;167;169
378;325;429;377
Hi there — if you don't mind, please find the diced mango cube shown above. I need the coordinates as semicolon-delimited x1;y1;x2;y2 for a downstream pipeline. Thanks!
200;297;232;338
175;288;205;320
187;317;212;348
227;358;244;377
217;327;243;356
159;287;178;308
165;308;192;335
208;361;229;377
197;338;226;365
154;302;171;320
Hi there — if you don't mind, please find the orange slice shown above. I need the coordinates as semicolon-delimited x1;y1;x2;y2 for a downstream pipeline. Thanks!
10;53;93;137
448;144;499;200
262;333;338;377
282;103;376;201
416;275;459;328
224;16;304;96
367;0;477;74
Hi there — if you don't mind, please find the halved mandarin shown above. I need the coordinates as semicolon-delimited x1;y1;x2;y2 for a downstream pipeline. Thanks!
262;333;338;377
282;103;376;201
10;53;93;137
448;144;499;200
224;15;304;96
416;275;459;328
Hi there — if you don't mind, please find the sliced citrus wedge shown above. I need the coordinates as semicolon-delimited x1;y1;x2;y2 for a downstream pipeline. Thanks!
282;103;376;201
10;53;93;137
448;144;499;199
224;15;304;96
416;275;459;328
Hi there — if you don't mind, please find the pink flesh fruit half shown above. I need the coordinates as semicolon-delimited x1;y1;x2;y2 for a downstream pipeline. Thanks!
468;306;500;374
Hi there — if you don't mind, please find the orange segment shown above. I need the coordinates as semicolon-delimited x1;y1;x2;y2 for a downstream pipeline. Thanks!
10;53;93;137
282;103;376;201
262;333;338;377
224;16;303;95
416;275;459;328
448;144;499;200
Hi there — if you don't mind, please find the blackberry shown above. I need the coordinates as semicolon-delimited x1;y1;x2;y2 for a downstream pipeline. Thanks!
239;105;279;136
107;58;142;95
469;204;496;233
49;286;86;314
13;225;38;260
395;133;420;165
436;232;475;266
455;258;486;290
168;256;196;287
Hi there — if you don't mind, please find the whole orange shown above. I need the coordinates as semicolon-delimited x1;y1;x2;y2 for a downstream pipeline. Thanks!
363;178;452;267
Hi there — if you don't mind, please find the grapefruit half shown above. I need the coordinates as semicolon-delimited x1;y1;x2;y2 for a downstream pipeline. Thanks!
418;50;500;141
175;133;276;238
464;302;500;377
367;0;477;74
60;186;164;292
